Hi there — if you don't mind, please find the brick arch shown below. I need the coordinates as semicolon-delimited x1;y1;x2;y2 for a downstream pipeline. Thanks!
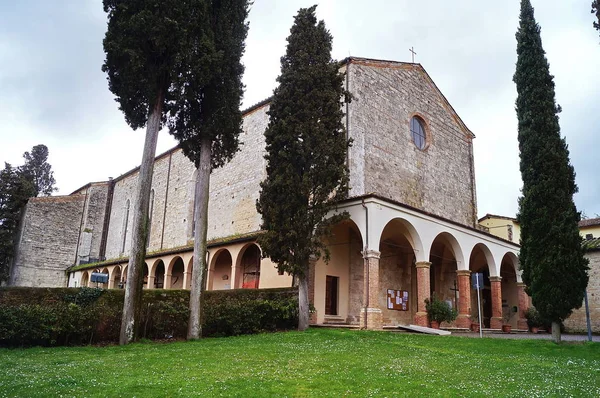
236;243;261;289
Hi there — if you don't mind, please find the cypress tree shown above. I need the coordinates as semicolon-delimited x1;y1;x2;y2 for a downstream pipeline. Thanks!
256;6;350;331
102;0;215;344
514;0;589;343
167;0;250;339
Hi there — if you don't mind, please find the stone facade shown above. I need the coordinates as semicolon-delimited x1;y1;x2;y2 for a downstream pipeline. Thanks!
564;251;600;333
348;60;477;227
9;195;85;287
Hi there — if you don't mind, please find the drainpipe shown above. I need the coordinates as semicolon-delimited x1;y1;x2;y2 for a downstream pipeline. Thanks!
362;198;369;329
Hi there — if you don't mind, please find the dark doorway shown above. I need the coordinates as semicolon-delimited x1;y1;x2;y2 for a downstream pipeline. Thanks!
325;275;339;316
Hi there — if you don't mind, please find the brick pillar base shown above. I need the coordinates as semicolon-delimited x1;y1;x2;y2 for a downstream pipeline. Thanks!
490;276;503;329
414;261;431;327
360;308;383;330
456;270;471;328
361;250;381;330
308;256;317;325
517;282;529;330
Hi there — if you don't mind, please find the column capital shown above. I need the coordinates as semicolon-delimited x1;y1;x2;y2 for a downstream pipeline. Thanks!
456;269;471;277
489;276;502;283
516;282;527;288
415;261;431;269
362;249;381;259
308;254;319;265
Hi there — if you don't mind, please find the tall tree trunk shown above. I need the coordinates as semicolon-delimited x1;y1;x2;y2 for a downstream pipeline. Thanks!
298;262;309;331
188;135;211;339
551;321;561;344
119;92;163;345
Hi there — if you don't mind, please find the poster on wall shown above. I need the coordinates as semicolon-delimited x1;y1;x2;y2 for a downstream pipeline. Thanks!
387;289;409;311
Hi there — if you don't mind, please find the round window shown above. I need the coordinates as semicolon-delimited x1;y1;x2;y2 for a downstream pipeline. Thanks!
410;117;427;150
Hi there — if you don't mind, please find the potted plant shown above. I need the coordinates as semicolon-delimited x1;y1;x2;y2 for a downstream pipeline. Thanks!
425;294;457;329
502;306;516;333
525;307;542;333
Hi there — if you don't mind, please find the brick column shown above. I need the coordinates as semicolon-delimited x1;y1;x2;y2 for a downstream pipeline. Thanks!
308;256;317;325
456;270;471;328
490;276;503;329
230;264;238;290
414;261;431;327
360;250;382;330
164;273;172;290
517;282;529;330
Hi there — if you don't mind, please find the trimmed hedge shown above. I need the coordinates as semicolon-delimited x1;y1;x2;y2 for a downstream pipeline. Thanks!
0;287;298;347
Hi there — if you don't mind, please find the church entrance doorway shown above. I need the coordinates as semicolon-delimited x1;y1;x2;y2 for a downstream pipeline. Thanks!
325;275;339;316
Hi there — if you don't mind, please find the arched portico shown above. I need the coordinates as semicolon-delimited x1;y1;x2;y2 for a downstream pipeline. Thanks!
109;266;122;289
238;244;261;289
149;259;165;289
378;218;419;326
81;271;89;287
469;243;496;328
312;219;364;325
208;249;233;290
167;257;185;289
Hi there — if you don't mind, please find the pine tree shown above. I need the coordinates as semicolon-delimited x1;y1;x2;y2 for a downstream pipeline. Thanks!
256;6;350;331
514;0;589;343
593;1;600;35
167;0;250;340
102;0;215;344
21;145;57;197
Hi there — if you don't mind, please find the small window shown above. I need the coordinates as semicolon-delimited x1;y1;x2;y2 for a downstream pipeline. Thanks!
410;116;427;150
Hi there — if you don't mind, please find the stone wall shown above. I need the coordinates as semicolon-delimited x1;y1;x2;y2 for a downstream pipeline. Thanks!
348;60;476;227
103;104;269;261
10;195;85;287
564;251;600;333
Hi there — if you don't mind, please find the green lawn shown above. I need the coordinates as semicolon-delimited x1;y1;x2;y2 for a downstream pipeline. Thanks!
0;329;598;397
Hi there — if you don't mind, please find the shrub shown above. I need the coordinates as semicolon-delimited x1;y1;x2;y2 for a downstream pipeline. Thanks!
0;287;298;347
425;294;458;325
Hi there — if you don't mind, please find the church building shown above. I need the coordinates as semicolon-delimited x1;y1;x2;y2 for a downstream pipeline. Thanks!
9;57;526;331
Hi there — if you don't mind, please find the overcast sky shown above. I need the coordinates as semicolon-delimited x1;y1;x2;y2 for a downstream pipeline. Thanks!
1;0;598;219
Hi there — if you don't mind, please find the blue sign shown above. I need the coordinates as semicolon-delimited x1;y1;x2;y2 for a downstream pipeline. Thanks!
471;273;484;290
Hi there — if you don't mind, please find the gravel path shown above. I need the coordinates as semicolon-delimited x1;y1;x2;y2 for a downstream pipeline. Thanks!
452;331;600;342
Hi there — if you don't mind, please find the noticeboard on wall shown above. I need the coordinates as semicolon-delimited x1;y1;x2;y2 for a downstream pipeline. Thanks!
387;289;409;311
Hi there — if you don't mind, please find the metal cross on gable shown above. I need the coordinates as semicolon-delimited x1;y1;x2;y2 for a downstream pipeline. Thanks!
409;46;417;63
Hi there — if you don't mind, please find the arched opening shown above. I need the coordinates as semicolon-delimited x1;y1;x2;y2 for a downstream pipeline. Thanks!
111;266;122;289
210;249;233;290
500;253;519;328
81;271;89;288
100;267;110;289
429;233;461;323
240;244;261;289
153;260;165;289
142;263;149;289
469;243;493;328
313;219;363;325
168;257;185;289
378;218;419;326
